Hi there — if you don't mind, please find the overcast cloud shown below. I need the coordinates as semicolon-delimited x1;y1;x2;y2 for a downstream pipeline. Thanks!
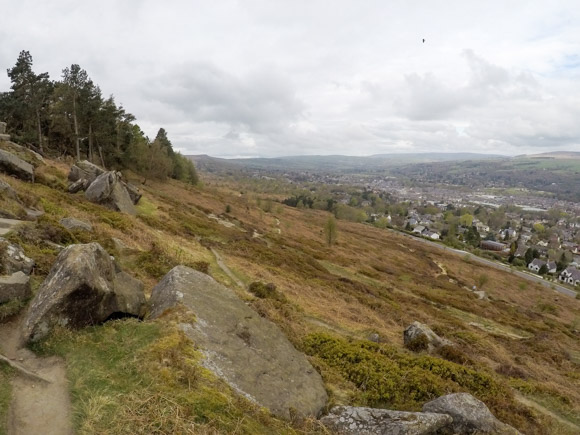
1;0;579;157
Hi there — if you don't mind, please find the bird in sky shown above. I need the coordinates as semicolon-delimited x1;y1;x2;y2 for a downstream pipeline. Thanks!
422;38;425;43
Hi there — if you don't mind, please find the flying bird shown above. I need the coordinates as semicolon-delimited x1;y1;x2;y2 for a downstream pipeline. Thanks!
422;38;425;43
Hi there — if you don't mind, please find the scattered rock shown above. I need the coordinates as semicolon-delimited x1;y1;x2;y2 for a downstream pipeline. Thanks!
85;171;136;215
0;217;26;236
0;272;31;304
24;208;44;220
149;266;328;419
67;178;91;194
68;160;104;184
0;178;19;200
473;290;488;300
0;149;34;182
0;238;34;275
422;393;521;434
59;217;93;232
123;181;142;205
20;243;146;343
404;321;453;352
320;406;453;435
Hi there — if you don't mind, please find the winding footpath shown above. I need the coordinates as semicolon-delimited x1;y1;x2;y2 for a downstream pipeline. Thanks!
0;317;72;435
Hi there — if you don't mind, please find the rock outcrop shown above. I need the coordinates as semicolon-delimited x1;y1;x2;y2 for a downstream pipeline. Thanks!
68;160;105;184
85;171;136;215
0;272;31;305
68;161;141;206
320;406;453;435
20;243;146;343
0;149;34;182
422;393;521;434
404;321;453;352
59;217;93;232
149;266;328;419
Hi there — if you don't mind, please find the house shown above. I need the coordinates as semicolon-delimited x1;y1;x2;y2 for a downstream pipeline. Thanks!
475;222;490;233
422;229;440;240
547;261;557;274
480;240;508;252
528;258;546;273
562;242;579;254
412;225;425;234
502;228;517;240
559;267;580;286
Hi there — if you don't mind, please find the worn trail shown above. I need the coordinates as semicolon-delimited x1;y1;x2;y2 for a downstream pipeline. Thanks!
0;317;73;435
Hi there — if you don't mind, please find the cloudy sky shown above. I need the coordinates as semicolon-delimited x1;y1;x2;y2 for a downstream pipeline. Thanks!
1;1;579;157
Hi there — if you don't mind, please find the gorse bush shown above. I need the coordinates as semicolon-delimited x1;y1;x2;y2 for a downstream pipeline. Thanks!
303;333;511;410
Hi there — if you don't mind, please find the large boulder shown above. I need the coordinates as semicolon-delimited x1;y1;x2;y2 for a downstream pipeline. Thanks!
320;406;453;435
68;160;104;184
85;171;136;215
0;272;31;304
404;321;453;352
20;243;145;343
0;238;34;275
422;393;521;434
149;266;328;419
0;149;34;182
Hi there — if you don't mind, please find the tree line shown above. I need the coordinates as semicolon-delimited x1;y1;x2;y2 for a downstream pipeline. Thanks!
0;51;197;184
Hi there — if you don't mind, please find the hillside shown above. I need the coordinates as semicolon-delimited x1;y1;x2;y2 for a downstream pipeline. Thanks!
188;153;504;174
0;145;579;433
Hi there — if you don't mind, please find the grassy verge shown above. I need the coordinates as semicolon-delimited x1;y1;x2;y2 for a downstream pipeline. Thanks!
31;316;314;434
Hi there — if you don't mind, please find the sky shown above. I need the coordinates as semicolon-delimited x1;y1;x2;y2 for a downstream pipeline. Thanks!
1;0;580;158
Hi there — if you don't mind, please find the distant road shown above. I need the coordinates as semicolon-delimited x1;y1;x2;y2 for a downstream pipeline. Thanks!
392;230;578;298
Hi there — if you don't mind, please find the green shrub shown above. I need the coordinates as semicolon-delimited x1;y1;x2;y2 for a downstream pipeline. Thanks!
303;333;511;411
248;282;286;302
404;334;429;352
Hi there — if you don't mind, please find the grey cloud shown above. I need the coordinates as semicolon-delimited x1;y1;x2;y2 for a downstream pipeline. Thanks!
142;64;304;135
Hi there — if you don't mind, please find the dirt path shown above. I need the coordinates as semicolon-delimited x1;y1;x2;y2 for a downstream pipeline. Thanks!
210;248;246;289
0;318;73;435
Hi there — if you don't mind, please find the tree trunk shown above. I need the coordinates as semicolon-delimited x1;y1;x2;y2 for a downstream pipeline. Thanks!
36;108;43;153
73;96;80;161
88;123;93;162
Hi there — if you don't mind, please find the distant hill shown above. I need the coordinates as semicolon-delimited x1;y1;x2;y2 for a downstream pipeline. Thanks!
187;152;504;173
522;151;580;160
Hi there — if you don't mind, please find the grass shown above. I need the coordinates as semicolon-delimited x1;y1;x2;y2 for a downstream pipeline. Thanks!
0;365;13;435
32;316;309;434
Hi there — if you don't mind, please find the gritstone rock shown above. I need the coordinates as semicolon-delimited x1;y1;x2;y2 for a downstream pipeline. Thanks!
85;171;136;215
59;217;93;232
404;321;453;352
0;237;34;275
422;393;521;434
0;272;31;304
320;406;453;435
149;265;328;419
20;243;145;343
0;149;34;182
